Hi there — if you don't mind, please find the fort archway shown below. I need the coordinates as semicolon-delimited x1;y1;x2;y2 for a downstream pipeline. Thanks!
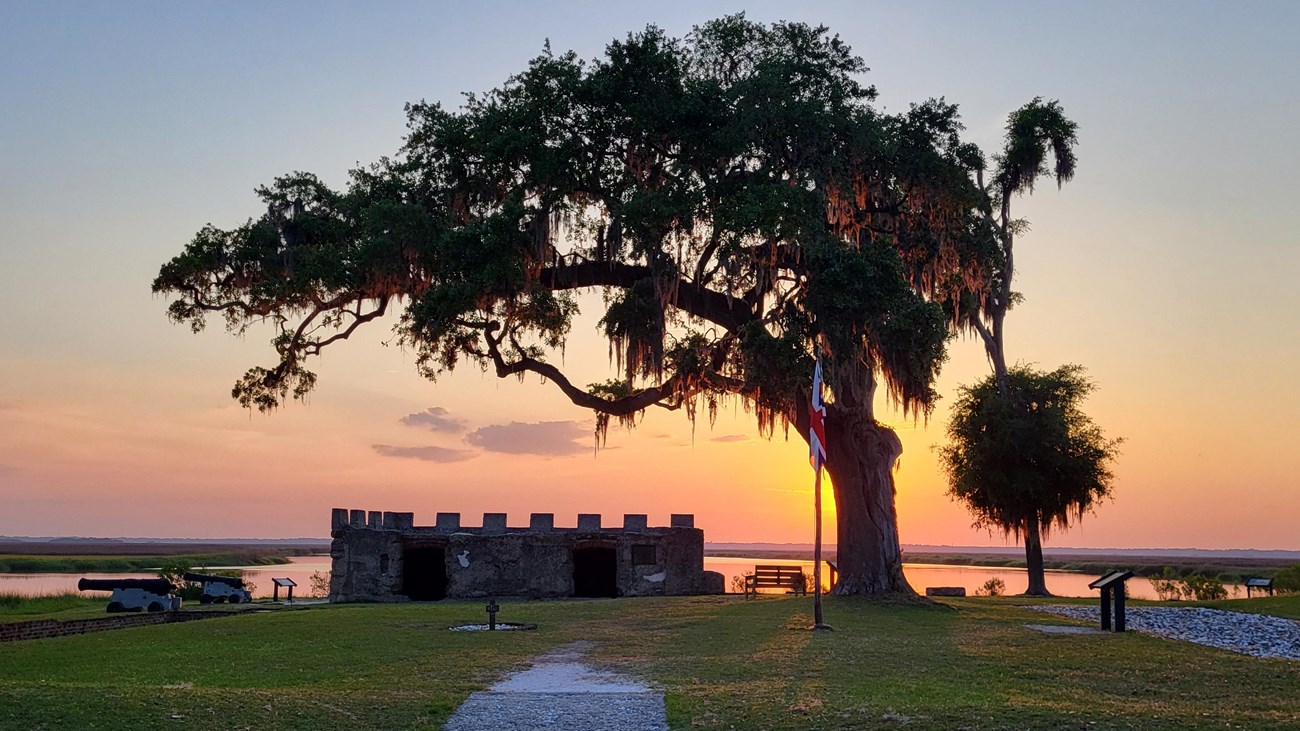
572;541;618;598
401;540;448;601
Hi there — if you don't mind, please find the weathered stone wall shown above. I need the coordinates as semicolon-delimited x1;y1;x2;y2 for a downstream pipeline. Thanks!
329;509;724;602
329;522;403;602
445;532;574;598
0;610;239;643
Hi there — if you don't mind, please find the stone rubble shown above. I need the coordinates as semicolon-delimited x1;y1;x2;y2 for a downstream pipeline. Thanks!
1031;605;1300;660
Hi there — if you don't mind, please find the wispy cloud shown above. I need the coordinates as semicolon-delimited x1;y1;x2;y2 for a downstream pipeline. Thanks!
372;444;476;463
399;406;466;433
466;421;590;457
710;434;748;443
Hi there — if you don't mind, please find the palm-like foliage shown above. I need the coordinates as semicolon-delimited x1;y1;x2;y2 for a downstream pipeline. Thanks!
968;99;1081;390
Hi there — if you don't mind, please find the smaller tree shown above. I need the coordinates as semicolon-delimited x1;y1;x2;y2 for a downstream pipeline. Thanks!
156;559;200;600
941;364;1120;595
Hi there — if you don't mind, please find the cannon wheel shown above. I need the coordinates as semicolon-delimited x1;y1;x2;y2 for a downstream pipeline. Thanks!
147;601;164;613
227;595;241;604
106;602;124;613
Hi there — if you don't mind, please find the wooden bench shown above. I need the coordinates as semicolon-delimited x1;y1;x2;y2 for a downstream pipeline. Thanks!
744;565;807;598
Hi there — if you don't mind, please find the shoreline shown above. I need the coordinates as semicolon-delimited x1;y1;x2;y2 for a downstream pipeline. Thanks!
704;548;1298;581
3;539;1294;582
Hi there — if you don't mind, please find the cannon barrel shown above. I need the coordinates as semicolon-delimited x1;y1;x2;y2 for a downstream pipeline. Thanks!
77;578;174;593
183;571;245;588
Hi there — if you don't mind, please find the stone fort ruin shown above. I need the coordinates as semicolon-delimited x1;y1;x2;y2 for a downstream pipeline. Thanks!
329;508;725;601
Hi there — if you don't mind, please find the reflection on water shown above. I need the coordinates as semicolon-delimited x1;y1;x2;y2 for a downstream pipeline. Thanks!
2;554;1241;601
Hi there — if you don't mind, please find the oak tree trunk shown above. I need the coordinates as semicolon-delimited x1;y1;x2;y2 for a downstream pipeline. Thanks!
824;413;914;596
1023;518;1052;596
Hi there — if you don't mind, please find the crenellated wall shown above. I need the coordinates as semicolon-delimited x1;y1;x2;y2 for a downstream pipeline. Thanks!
328;509;723;602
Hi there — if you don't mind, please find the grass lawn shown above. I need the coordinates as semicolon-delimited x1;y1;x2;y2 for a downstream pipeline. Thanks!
0;592;104;621
1;594;1297;730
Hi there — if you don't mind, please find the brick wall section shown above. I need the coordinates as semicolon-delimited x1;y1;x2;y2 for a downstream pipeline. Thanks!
0;610;240;643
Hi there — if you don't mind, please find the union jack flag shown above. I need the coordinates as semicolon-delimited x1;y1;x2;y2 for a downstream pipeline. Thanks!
810;358;827;472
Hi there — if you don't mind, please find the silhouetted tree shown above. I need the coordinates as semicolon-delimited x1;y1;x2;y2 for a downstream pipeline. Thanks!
156;16;1024;595
939;98;1122;594
941;365;1120;595
965;98;1079;397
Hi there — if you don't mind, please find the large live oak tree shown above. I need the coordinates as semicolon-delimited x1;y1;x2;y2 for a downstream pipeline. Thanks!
155;16;1007;595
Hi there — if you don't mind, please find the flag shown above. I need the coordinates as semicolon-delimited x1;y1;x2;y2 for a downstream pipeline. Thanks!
810;358;827;472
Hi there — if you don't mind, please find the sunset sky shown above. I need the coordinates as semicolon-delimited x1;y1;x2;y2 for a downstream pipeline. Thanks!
2;1;1297;549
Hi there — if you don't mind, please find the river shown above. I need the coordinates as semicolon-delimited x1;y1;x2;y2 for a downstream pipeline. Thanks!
0;554;1207;600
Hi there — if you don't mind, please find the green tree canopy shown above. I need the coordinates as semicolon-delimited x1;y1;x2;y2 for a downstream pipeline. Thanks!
941;365;1121;592
155;15;1012;595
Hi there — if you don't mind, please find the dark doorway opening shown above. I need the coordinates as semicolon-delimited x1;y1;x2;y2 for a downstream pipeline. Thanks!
573;546;618;598
402;545;447;601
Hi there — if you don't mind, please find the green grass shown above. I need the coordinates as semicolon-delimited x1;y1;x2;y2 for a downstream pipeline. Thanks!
1195;594;1300;620
0;553;292;573
1;595;1298;730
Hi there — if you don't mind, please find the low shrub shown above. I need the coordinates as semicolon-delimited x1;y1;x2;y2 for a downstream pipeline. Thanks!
1150;567;1227;601
308;571;331;598
1274;564;1300;594
1180;574;1228;601
730;572;752;594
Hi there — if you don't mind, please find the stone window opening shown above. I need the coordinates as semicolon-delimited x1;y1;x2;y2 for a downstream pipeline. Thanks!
631;545;657;566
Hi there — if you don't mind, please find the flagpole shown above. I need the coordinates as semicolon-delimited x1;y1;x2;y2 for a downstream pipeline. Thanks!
813;463;825;628
809;356;832;631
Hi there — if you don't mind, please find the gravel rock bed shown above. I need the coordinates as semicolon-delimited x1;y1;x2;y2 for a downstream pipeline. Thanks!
1031;605;1300;659
448;622;536;631
447;692;666;731
445;641;667;731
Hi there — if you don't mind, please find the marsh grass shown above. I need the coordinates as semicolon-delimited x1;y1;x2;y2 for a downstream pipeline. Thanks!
0;591;102;619
1;595;1297;730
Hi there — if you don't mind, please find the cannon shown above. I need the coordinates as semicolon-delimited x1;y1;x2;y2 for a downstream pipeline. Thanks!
183;571;253;604
77;578;179;613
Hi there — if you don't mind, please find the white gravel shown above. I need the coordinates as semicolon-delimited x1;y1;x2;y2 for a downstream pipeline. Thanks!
445;641;668;731
1030;605;1300;659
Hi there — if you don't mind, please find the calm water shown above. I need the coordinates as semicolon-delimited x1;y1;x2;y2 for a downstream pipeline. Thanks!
0;554;334;599
703;557;1183;599
0;553;1209;600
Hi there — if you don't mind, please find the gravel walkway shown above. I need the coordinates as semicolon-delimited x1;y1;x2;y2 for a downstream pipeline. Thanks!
445;641;667;731
1030;605;1300;659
